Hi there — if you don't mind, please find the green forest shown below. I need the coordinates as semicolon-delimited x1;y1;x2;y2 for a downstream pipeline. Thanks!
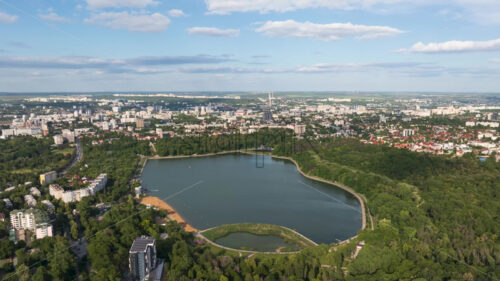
273;137;500;280
0;137;73;186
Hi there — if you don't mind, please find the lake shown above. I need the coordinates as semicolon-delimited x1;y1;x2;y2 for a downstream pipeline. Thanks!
141;154;362;244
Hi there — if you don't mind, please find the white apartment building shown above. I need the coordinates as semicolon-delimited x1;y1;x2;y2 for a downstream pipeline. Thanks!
30;187;41;197
49;174;107;203
10;209;53;240
35;223;53;239
24;195;37;208
402;129;415;137
54;134;64;145
10;209;47;230
62;129;75;143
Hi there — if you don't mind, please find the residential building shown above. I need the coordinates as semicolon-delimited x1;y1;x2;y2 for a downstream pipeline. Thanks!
3;198;12;209
49;174;107;203
402;129;415;137
136;118;145;129
129;236;163;281
24;195;37;208
41;200;55;212
294;124;307;135
9;209;53;239
40;171;57;185
30;187;41;197
35;223;53;239
54;134;64;145
49;184;64;199
62;129;75;143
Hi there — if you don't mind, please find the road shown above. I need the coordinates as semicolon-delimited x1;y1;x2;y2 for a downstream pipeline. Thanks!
59;138;82;176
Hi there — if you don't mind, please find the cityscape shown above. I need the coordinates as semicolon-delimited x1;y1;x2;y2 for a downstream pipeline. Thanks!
1;0;500;281
0;92;498;280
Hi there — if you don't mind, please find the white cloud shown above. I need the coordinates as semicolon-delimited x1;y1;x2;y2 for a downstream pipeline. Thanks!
399;39;500;53
0;11;18;24
204;0;500;24
187;27;240;37
168;9;187;17
0;55;232;70
455;0;500;24
490;58;500;63
39;10;70;23
84;11;170;33
256;20;403;41
204;0;409;14
85;0;158;9
178;66;287;73
296;62;424;72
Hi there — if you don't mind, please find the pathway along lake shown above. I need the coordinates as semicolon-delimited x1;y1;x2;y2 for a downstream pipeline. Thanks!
141;154;362;244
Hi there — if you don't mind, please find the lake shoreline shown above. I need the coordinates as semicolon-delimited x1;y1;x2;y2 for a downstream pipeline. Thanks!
138;196;198;232
141;151;367;246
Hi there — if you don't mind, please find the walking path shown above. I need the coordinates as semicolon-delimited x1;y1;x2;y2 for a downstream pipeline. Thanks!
195;232;302;255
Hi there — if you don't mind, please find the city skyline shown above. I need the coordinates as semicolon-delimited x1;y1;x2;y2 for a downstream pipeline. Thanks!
1;0;500;92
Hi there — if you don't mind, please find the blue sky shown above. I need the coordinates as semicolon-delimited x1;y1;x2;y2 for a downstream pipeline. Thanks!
0;0;500;92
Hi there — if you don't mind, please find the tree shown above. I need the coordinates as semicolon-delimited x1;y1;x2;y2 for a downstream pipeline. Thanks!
32;266;49;281
48;237;76;281
70;220;79;240
0;239;14;259
14;264;31;281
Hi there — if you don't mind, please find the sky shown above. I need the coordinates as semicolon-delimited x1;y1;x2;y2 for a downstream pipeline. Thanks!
0;0;500;93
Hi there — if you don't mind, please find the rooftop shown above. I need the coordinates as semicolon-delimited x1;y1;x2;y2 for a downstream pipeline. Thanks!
129;236;155;253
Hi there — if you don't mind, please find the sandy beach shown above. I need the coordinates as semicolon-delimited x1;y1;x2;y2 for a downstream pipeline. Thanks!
139;196;198;232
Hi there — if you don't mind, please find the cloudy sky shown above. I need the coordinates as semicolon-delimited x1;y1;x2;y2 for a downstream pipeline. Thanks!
0;0;500;92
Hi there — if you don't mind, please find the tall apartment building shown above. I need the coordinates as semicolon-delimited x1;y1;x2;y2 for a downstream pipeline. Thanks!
136;118;145;129
294;124;307;135
129;236;163;281
40;171;57;185
9;209;53;240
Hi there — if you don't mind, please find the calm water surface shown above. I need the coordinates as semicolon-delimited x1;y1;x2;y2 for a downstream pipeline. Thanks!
141;154;362;244
214;232;298;252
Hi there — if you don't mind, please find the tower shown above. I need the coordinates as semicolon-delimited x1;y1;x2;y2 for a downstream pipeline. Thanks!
263;92;273;123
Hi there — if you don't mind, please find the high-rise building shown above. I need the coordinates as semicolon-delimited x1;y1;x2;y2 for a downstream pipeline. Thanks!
129;236;159;281
41;122;49;136
136;118;145;129
263;92;274;123
294;124;307;135
9;209;53;239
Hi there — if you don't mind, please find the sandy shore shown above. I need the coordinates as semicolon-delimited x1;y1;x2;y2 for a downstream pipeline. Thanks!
139;196;198;232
